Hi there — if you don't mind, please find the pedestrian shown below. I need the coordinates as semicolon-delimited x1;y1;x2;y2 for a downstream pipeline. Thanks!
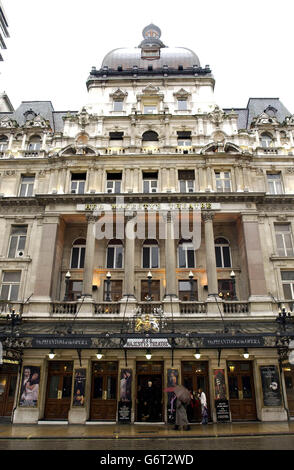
174;398;191;431
198;388;208;424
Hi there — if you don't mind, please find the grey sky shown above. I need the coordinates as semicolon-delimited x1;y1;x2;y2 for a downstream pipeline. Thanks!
1;0;294;113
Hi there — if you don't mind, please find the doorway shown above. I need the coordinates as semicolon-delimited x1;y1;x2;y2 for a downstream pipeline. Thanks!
136;361;163;422
44;361;73;420
90;361;118;420
227;361;257;420
182;361;209;423
0;364;18;418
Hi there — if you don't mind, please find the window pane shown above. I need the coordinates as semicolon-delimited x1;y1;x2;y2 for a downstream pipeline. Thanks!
151;246;158;268
48;375;60;399
19;184;27;197
281;271;294;281
179;181;186;192
107;247;115;268
71;247;79;268
62;376;72;398
223;246;231;267
116;246;123;268
115;181;121;193
283;284;293;299
215;246;222;267
8;236;17;258
229;377;238;399
107;376;117;399
79;182;85;194
0;285;9;300
187;249;195;268
143;247;150;268
113;100;123;111
18;236;26;251
3;272;21;282
80;247;85;268
178;246;186;268
10;284;19;301
242;376;253;399
93;376;103;399
143;181;149;193
27;184;33;197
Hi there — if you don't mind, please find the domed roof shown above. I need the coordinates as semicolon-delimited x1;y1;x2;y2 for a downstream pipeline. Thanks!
100;25;200;71
102;47;200;70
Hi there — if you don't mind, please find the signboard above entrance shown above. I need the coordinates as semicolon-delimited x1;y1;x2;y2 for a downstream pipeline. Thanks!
32;337;92;349
203;336;265;348
124;338;171;349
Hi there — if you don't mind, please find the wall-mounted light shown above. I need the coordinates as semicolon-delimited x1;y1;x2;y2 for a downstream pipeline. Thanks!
243;348;249;359
48;349;56;359
96;349;103;360
145;349;152;360
194;348;201;360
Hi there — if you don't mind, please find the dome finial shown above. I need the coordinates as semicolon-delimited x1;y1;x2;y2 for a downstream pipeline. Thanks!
142;23;161;40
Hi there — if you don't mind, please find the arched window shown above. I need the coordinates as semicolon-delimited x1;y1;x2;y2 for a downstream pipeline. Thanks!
0;135;8;151
142;239;159;268
215;237;231;268
71;238;86;269
27;135;41;151
107;239;123;268
178;239;195;268
142;130;159;142
260;132;273;148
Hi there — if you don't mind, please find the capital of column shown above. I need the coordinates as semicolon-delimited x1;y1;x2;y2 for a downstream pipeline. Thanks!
201;211;215;222
86;213;99;224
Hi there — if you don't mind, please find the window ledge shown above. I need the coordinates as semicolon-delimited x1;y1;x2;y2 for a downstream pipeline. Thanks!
0;256;32;263
270;255;294;261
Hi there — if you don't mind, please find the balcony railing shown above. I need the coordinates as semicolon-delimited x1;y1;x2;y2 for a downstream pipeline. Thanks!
24;150;40;157
0;301;24;315
51;302;77;314
180;301;207;314
223;301;249;314
136;302;164;314
94;302;120;314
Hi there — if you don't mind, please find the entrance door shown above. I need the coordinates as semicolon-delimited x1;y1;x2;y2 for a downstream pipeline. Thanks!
227;361;257;420
182;361;209;423
0;365;18;417
283;364;294;416
90;361;118;420
136;361;163;422
44;361;73;420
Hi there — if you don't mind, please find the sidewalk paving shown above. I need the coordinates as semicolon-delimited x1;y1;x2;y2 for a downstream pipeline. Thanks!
0;421;294;439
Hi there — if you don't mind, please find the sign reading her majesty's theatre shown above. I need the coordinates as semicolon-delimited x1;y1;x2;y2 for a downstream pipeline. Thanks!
124;338;171;348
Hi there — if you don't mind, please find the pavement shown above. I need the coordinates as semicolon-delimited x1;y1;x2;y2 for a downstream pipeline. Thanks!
0;421;294;440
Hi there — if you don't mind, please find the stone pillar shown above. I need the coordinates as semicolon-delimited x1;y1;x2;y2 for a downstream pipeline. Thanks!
164;212;178;298
8;134;14;150
202;211;218;297
21;134;27;150
242;214;269;302
82;215;97;297
41;133;47;150
33;216;60;301
123;218;136;299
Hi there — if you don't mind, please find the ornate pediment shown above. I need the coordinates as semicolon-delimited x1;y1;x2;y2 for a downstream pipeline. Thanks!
0;116;18;128
173;88;190;99
284;115;294;126
142;84;160;95
109;88;128;100
59;144;97;156
251;111;279;127
24;113;51;129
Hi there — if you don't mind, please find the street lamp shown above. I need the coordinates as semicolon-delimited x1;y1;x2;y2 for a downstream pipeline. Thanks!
189;271;194;301
48;349;56;359
145;349;152;360
6;309;22;328
194;348;201;360
64;271;71;301
230;270;237;300
105;272;111;302
147;271;152;301
243;348;249;359
96;349;103;360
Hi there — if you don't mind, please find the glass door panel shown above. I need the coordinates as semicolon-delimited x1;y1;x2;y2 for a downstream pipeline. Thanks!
48;375;60;399
229;377;239;399
242;376;253;399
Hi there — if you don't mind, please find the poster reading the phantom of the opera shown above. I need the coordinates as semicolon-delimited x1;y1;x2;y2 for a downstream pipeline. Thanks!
260;365;282;407
73;368;86;406
19;366;40;407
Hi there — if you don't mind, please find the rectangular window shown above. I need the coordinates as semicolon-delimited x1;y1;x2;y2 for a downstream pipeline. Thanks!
178;280;198;301
142;246;159;268
215;171;232;192
113;100;123;112
281;271;294;299
8;226;27;258
71;173;86;194
19;176;34;197
0;271;21;301
177;131;191;147
103;280;123;301
218;279;234;300
143;172;158;193
107;246;123;268
141;280;160;301
267;173;283;195
178;243;195;268
177;99;187;111
275;224;294;257
178;170;195;193
144;105;157;114
106;173;122;193
68;280;83;301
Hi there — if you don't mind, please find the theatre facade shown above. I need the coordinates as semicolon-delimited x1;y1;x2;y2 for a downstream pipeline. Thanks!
0;24;294;425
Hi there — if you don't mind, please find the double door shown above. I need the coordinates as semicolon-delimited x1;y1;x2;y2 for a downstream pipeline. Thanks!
136;361;163;422
182;361;209;423
228;361;257;420
0;366;18;417
90;362;118;420
44;361;73;420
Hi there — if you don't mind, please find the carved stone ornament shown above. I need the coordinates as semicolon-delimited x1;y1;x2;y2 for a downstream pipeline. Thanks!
284;115;294;126
0;116;18;128
286;167;294;173
142;84;160;95
109;88;128;100
202;211;215;222
173;88;190;99
208;105;226;126
4;170;16;176
24;113;51;129
251;111;279;127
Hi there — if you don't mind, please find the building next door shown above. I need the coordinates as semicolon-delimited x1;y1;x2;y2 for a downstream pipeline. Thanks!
182;361;209;423
227;361;257;420
0;364;18;418
136;361;163;422
44;361;73;420
283;364;294;416
90;361;118;420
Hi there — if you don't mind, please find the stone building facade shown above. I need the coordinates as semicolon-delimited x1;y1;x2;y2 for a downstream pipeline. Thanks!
0;24;294;425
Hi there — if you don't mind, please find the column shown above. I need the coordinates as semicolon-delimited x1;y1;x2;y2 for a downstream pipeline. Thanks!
164;212;178;298
242;214;269;300
202;211;218;297
123;218;135;299
33;216;60;301
82;215;98;298
41;133;47;150
8;134;14;150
